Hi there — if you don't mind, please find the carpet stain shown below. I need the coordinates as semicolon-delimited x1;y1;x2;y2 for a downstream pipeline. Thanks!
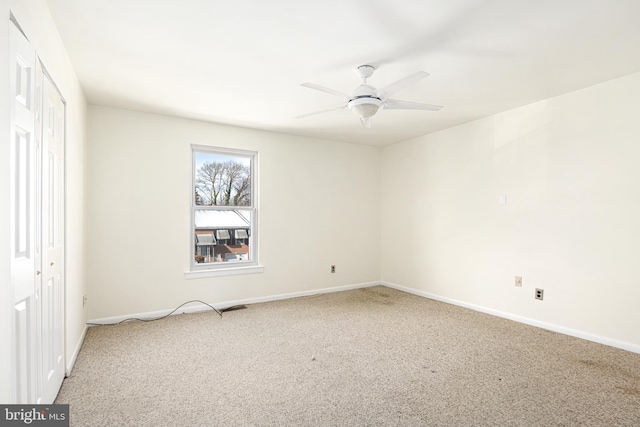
578;359;640;382
616;386;640;396
358;287;395;305
579;360;603;369
360;288;391;298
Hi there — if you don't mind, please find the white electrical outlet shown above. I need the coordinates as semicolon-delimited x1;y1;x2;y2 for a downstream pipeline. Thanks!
331;265;335;273
515;276;522;287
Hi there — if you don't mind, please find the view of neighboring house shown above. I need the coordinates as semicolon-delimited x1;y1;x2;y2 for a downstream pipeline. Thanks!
194;210;250;263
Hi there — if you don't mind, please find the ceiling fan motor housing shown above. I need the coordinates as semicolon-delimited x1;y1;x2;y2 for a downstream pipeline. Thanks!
348;83;382;117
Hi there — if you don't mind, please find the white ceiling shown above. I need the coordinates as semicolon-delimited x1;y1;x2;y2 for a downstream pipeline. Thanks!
45;0;640;146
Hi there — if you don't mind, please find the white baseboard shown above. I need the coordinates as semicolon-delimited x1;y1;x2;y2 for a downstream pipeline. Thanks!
66;324;88;376
87;281;380;326
381;281;640;355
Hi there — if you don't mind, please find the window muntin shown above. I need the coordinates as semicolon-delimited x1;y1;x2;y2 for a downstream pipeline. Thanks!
191;146;256;269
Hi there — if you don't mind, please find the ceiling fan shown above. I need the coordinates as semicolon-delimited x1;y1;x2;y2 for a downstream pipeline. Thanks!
297;65;443;128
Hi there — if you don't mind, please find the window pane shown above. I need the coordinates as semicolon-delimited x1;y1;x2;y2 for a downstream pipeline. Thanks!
194;152;251;207
194;209;251;264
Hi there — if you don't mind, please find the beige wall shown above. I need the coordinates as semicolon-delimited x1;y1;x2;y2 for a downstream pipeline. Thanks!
86;106;381;320
381;72;640;351
1;0;88;401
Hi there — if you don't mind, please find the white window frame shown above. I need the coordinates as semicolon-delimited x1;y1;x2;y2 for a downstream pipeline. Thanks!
185;145;263;279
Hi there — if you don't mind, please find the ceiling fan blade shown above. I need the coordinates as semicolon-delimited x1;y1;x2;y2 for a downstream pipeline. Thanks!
383;99;443;111
300;83;351;100
295;105;346;119
376;71;430;100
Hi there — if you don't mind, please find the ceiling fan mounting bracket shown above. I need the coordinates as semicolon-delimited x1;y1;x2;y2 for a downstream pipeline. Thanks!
356;65;375;82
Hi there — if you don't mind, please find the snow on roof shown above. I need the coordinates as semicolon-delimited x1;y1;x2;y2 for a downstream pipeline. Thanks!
194;210;250;229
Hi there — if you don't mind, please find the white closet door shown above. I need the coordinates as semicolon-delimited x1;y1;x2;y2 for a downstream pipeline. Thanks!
39;72;66;404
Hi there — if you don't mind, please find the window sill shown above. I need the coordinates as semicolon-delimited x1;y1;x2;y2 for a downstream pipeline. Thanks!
184;265;265;279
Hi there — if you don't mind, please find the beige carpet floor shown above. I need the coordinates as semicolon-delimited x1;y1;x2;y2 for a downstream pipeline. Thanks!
55;286;640;426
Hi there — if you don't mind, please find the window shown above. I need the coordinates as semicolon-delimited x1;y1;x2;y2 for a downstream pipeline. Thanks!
187;145;262;278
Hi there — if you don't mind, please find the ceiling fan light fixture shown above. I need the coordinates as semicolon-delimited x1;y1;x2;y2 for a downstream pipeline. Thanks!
348;97;382;119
